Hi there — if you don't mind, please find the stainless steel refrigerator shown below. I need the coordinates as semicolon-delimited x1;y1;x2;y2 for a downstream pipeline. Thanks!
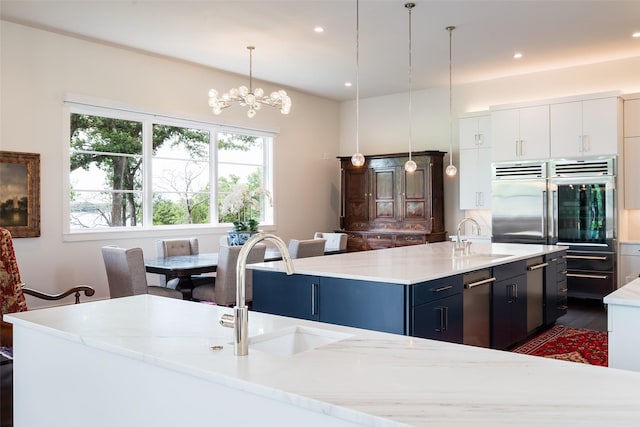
491;157;617;300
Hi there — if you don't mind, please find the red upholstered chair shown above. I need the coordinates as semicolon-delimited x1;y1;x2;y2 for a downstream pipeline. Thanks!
0;227;95;347
0;227;94;427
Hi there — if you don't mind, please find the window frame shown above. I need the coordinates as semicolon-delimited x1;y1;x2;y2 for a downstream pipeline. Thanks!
63;99;276;242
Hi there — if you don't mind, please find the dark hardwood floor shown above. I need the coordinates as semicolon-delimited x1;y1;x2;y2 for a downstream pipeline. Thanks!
555;297;608;332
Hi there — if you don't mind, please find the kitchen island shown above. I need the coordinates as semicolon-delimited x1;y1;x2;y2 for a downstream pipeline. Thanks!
251;242;568;347
6;294;640;426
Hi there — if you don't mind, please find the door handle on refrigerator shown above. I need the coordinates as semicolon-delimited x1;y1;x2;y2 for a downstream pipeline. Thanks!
542;190;547;240
552;190;558;242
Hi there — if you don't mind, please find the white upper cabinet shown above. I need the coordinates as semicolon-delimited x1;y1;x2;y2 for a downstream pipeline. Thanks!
550;97;620;158
491;105;550;162
625;98;640;137
459;114;492;210
459;115;491;150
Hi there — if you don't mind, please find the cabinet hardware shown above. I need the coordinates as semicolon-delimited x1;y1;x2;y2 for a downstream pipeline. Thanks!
433;285;453;293
565;255;608;261
436;306;448;332
566;273;608;280
311;283;318;315
464;277;496;289
527;262;549;271
558;305;568;310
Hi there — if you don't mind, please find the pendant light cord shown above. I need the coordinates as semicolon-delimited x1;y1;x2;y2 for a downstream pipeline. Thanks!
449;28;453;167
356;0;360;154
407;3;414;163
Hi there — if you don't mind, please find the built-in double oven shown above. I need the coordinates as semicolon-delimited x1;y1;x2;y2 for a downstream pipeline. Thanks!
548;157;616;299
492;156;616;300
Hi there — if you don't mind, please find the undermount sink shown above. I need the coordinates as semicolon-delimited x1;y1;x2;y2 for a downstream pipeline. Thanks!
249;325;352;356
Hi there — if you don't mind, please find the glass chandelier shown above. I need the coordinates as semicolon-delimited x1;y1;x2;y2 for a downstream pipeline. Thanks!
351;0;365;167
208;46;292;118
404;2;417;173
445;26;458;177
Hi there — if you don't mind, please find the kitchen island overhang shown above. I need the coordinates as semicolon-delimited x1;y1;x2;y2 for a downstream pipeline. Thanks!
6;294;640;426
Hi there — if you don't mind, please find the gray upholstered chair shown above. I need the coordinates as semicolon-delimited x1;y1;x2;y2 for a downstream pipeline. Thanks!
101;246;183;299
313;232;348;252
155;238;213;289
191;243;266;306
288;238;326;259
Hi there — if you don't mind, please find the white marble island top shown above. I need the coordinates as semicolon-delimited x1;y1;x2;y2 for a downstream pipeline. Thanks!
7;295;640;426
604;278;640;307
251;241;567;284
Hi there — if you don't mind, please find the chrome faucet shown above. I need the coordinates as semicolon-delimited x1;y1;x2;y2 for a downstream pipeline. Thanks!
220;233;294;356
454;218;481;255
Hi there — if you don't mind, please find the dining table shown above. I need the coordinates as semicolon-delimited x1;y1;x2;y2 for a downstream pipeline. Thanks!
144;248;283;298
144;246;346;299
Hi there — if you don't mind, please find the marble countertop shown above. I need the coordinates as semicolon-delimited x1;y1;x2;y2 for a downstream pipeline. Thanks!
250;241;567;284
6;295;640;426
604;278;640;307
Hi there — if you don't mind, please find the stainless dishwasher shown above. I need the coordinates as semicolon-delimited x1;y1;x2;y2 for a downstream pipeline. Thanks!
463;269;496;348
526;256;548;334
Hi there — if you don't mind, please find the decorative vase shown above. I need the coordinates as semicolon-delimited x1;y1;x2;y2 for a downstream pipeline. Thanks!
228;231;258;246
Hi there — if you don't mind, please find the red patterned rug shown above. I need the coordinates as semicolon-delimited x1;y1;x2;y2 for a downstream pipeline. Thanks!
510;325;608;366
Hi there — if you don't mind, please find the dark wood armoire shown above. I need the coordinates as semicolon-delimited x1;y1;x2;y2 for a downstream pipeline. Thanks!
338;151;448;251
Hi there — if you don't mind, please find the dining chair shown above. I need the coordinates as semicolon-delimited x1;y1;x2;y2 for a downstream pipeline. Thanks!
155;237;214;289
101;246;183;299
192;243;266;306
288;238;326;259
1;227;95;427
313;232;348;252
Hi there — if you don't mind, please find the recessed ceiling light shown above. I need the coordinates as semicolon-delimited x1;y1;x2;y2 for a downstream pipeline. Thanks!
513;52;523;59
344;82;352;87
633;32;640;38
314;26;324;33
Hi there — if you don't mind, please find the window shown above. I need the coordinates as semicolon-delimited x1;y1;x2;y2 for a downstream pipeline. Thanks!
67;103;273;233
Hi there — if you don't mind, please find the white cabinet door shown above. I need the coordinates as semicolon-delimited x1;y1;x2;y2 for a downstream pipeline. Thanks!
551;97;619;157
624;98;640;137
491;109;520;161
624;137;640;209
459;147;491;210
550;102;582;158
519;105;550;160
459;115;491;150
582;97;619;156
492;105;549;161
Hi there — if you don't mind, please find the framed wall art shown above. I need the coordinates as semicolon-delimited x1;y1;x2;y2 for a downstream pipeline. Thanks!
0;151;41;237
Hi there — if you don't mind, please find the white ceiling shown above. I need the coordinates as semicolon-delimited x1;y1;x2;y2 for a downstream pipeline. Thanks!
2;0;640;101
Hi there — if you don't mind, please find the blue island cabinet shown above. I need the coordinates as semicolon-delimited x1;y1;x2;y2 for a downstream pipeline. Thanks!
252;270;463;342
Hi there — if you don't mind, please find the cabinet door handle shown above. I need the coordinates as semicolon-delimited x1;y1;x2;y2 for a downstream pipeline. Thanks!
565;255;608;261
514;283;518;301
566;273;609;280
433;285;453;293
436;306;448;332
311;283;318;315
465;277;496;289
527;262;549;271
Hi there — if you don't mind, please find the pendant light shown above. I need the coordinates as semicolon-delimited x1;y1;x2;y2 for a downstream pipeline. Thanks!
351;0;365;167
445;26;458;177
404;2;417;173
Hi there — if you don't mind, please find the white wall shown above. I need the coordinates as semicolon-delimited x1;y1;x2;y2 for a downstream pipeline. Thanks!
340;56;640;236
0;21;341;306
